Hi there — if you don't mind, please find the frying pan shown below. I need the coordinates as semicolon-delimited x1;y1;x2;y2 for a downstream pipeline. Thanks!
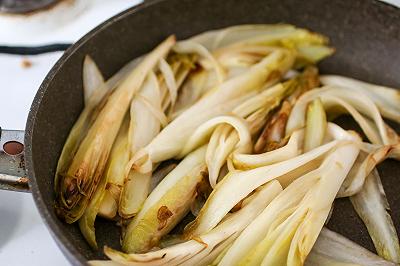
0;0;399;265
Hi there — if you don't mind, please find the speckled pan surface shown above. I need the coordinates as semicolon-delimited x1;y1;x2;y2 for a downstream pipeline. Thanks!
24;0;400;265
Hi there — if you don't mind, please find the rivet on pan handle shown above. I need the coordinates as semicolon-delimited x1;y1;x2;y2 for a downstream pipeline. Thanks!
0;128;29;192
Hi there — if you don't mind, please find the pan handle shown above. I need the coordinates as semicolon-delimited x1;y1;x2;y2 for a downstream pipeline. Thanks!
0;128;29;192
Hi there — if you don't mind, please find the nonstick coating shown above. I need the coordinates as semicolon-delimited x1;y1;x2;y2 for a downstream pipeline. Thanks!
25;0;400;265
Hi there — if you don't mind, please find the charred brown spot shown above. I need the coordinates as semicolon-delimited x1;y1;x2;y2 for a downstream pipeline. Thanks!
157;206;173;231
231;199;244;212
192;236;208;247
133;154;149;169
64;177;77;195
266;70;282;83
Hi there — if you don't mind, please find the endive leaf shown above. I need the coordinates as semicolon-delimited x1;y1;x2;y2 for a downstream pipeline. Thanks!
286;87;390;145
338;147;393;197
79;116;129;248
190;24;298;50
304;98;327;152
171;69;214;118
122;146;207;253
232;129;304;170
83;55;105;106
149;162;177;192
98;116;130;219
180;115;252;157
54;54;141;195
306;252;362;266
158;58;178;107
174;40;226;84
307;228;397;266
350;168;400;263
320;75;400;123
231;140;358;266
119;71;163;218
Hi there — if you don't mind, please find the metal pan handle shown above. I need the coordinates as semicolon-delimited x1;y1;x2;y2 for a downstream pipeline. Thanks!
0;128;29;192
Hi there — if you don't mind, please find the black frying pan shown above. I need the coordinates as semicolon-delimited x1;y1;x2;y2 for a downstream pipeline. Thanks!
0;0;400;265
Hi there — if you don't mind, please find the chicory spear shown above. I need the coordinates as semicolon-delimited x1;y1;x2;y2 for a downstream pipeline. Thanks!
90;181;282;266
118;71;164;219
158;53;196;112
97;117;130;219
54;36;176;223
79;116;129;249
53;53;141;196
122;146;207;253
83;55;105;105
320;75;400;123
350;168;400;263
306;228;397;266
304;98;327;152
130;48;295;174
190;24;334;65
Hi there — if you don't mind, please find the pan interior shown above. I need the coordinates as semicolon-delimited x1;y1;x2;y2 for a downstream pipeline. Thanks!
27;0;400;263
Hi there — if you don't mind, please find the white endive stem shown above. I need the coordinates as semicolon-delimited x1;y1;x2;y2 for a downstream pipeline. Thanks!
232;129;304;170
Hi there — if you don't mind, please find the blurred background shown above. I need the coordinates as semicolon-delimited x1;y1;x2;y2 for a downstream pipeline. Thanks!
0;0;398;265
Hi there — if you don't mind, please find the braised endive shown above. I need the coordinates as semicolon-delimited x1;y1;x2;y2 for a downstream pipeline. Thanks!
54;24;400;266
122;146;207;253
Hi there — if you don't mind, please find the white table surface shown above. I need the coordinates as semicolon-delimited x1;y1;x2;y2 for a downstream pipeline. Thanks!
0;0;399;265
